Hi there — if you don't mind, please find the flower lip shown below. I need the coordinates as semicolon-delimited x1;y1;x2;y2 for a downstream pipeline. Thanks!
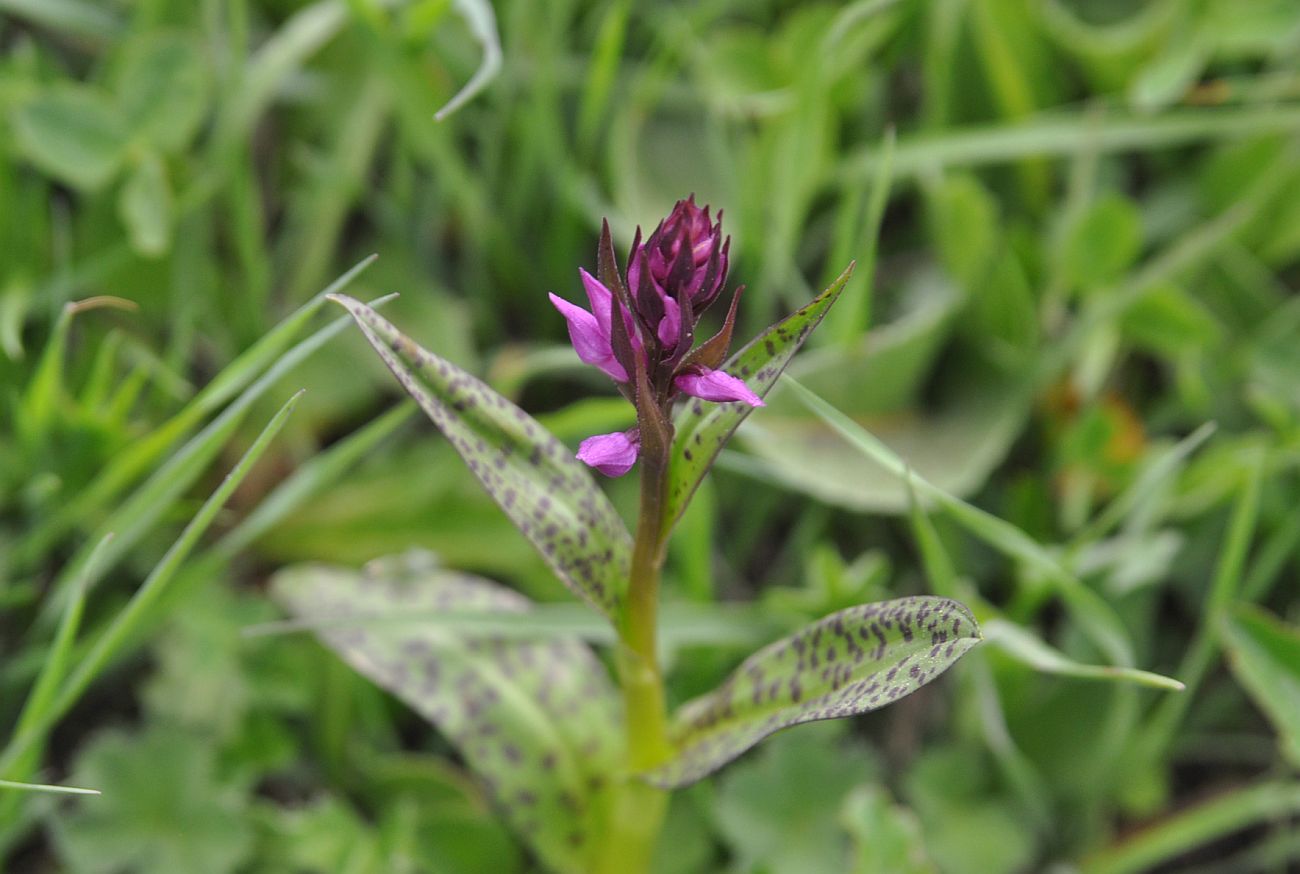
674;366;765;407
576;428;641;477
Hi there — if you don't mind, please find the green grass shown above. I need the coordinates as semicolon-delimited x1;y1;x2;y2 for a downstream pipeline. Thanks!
3;0;1300;871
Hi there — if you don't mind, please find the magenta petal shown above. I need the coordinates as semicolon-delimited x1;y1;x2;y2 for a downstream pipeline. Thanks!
657;296;681;348
674;367;765;407
579;269;615;335
581;268;644;362
576;428;640;477
548;292;628;382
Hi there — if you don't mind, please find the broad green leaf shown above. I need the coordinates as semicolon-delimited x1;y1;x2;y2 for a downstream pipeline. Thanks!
927;174;999;288
842;786;936;874
11;85;129;191
1221;604;1300;768
50;726;252;874
272;552;621;874
645;596;980;787
118;153;173;257
114;32;210;154
664;263;853;530
1061;193;1143;289
714;723;867;874
903;745;1035;874
329;293;632;620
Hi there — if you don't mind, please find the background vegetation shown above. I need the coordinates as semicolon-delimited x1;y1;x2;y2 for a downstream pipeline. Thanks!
3;0;1300;871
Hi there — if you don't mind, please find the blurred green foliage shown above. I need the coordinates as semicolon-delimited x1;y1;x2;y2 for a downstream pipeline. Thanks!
2;0;1300;871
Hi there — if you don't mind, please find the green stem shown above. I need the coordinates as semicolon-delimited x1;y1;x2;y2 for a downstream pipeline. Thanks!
597;451;672;873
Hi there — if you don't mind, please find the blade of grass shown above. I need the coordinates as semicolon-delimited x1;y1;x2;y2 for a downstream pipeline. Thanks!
904;476;1054;829
826;127;894;344
0;391;304;776
1068;422;1217;550
1241;499;1300;602
840;104;1300;182
783;374;1136;667
1136;452;1263;763
433;0;502;120
14;256;377;570
33;291;395;628
0;536;112;826
211;401;416;560
1081;781;1300;874
0;0;121;41
1;536;110;778
0;780;100;797
244;601;775;650
982;620;1184;691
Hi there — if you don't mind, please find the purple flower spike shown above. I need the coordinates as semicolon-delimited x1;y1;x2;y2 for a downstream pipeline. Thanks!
628;195;731;347
675;367;765;407
577;428;641;477
556;197;763;473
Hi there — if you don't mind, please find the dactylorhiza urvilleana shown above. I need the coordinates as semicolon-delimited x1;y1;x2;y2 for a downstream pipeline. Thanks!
548;197;762;476
302;197;979;874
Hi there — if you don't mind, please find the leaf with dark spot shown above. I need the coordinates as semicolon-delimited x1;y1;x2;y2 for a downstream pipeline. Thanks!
643;596;979;788
272;551;621;874
664;263;854;530
328;293;632;621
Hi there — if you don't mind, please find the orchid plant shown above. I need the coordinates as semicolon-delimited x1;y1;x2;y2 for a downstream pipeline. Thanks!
274;198;980;873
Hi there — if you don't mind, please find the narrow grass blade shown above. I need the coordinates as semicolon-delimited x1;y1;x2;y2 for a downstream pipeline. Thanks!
0;535;111;795
36;290;390;627
1069;422;1217;549
243;600;776;650
15;256;376;570
212;401;417;560
0;392;303;775
329;293;632;621
1221;604;1300;768
0;780;99;797
1140;455;1262;759
841;104;1300;182
434;0;503;121
645;596;980;788
272;552;619;874
665;263;854;532
827;128;894;344
1081;781;1300;874
784;375;1136;668
983;620;1184;691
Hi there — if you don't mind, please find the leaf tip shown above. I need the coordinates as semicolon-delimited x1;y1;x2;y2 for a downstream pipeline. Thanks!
323;292;352;307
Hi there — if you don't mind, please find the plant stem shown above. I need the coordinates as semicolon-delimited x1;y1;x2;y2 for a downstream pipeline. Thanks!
597;451;672;873
624;455;671;769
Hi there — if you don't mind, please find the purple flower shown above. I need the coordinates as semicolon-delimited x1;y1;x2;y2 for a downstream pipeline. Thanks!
576;429;641;477
550;197;761;477
674;367;765;407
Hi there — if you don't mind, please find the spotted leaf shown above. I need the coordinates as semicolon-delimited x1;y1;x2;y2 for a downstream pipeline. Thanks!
328;293;632;620
665;263;853;530
272;551;621;874
644;596;980;788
